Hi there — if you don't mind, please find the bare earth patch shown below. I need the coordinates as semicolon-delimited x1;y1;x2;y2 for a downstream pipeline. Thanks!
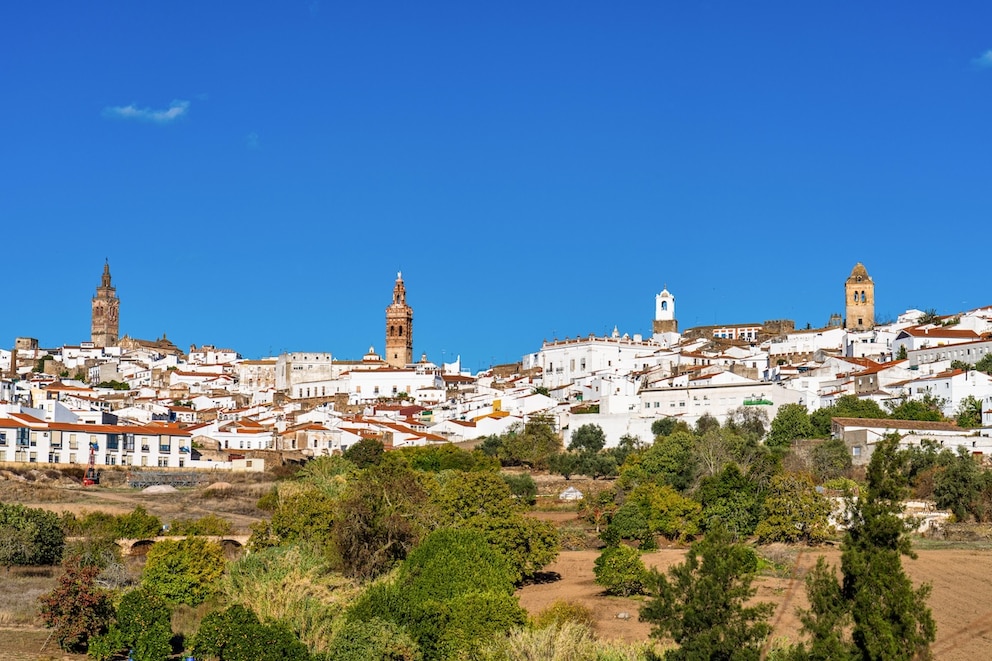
517;547;992;660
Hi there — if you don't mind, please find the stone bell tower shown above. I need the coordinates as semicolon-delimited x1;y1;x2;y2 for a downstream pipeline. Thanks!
844;262;875;331
91;261;120;347
385;272;413;368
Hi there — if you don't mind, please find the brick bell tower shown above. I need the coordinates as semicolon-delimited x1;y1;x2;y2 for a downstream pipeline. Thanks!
385;272;413;368
91;261;120;347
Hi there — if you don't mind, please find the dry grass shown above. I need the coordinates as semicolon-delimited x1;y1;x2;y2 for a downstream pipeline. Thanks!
0;566;57;626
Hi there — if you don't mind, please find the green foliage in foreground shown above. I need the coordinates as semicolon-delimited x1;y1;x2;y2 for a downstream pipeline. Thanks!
0;501;66;566
789;435;936;660
594;544;649;597
640;524;773;661
191;604;310;661
223;545;358;655
347;528;526;660
142;537;225;606
88;587;173;661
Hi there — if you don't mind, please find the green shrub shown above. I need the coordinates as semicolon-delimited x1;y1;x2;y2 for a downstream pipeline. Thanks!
347;529;525;660
0;501;66;566
89;587;173;661
327;617;421;660
169;514;234;536
503;472;538;505
593;545;649;597
142;537;225;606
191;604;310;661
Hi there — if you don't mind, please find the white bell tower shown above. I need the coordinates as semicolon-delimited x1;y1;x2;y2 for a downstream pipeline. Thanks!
653;287;677;333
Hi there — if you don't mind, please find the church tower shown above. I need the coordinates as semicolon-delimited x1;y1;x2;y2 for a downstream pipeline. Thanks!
844;263;875;331
91;261;120;347
385;272;413;368
653;286;677;334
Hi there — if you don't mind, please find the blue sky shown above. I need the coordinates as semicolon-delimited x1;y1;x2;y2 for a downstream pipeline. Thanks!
3;2;991;372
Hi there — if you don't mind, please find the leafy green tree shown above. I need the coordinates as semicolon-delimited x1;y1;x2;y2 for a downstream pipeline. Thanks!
896;345;908;360
433;470;557;582
89;587;173;661
886;394;945;422
934;447;984;521
576;451;619;480
141;537;225;606
474;514;560;583
342;437;385;467
191;604;310;661
594;544;649;596
798;435;936;660
500;414;562;469
811;438;853;481
755;473;832;544
694;413;721;436
767;403;814;453
640;524;773;660
548;451;582;479
333;463;433;581
956;395;983;429
434;470;517;524
0;502;65;565
268;487;337;550
651;417;679;438
918;308;940;325
38;555;114;652
726;406;769;443
696;463;764;537
476;434;504;459
976;353;992;375
811;396;887;437
114;506;162;539
0;524;35;572
626;430;698;492
609;433;645;466
569;423;607;453
169;513;234;536
502;472;537;506
603;483;702;547
397;444;496;472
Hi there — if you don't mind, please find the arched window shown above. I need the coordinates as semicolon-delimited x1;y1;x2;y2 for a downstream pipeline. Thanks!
390;325;395;336
853;291;858;302
399;326;403;336
661;301;668;311
861;291;866;303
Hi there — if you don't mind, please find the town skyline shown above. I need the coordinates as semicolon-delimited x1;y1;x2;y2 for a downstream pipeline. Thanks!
4;259;988;373
4;3;992;371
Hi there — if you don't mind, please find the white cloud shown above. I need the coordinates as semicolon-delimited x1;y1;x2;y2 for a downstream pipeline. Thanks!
973;50;992;69
103;99;190;123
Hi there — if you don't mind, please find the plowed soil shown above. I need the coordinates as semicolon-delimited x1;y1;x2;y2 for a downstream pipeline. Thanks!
517;547;992;659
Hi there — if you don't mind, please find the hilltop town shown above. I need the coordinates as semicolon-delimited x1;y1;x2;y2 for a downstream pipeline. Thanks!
2;262;991;473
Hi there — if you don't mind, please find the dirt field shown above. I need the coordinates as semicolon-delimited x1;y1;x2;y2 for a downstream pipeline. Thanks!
517;546;992;659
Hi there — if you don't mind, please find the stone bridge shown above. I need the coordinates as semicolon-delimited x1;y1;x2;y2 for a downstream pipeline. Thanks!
117;535;251;557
